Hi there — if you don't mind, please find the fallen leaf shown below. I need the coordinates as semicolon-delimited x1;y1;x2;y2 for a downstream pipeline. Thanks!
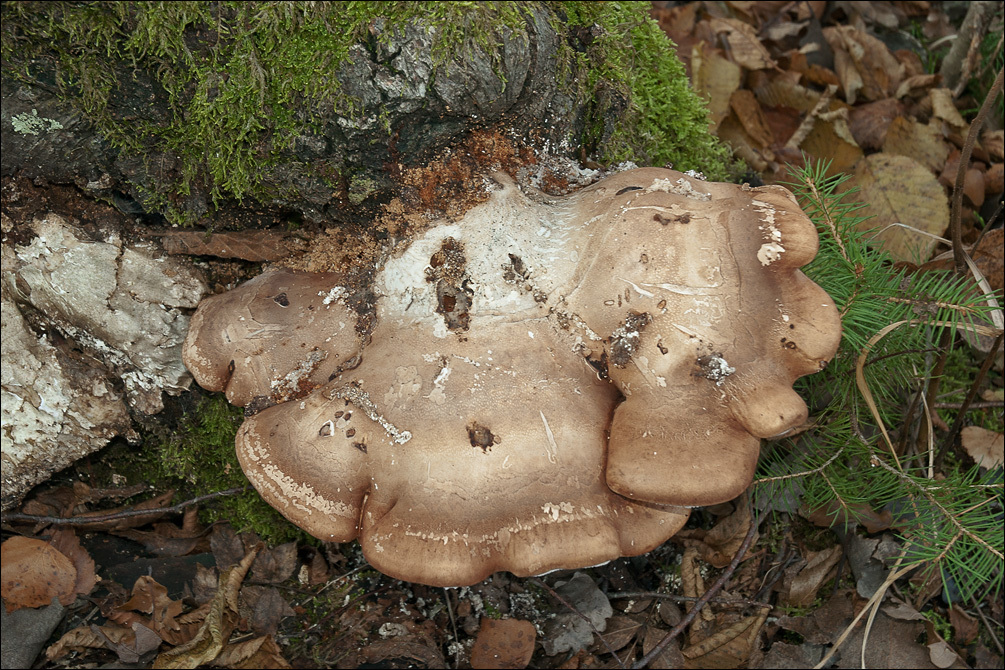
823;26;904;103
250;542;297;583
783;545;843;607
48;528;97;601
729;89;775;149
674;502;756;568
1;536;77;611
883;117;951;174
45;623;136;661
949;604;979;645
708;17;776;70
982;130;1004;161
153;545;260;669
93;622;163;664
110;575;186;643
681;609;768;668
802;499;893;533
930;88;967;129
691;42;743;130
960;426;1004;470
840;153;950;262
798;107;864;176
211;635;291;669
542;572;613;656
68;490;176;532
600;613;644;652
848;98;905;150
241;585;294;637
470;618;537;669
642;626;685;669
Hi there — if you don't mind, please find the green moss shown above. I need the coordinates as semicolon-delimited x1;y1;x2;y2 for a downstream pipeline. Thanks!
146;393;307;544
555;1;736;179
2;1;731;224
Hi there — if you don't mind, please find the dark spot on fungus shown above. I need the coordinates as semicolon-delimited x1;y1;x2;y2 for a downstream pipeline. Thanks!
228;359;235;374
616;186;642;195
427;238;473;332
640;253;649;264
467;422;498;452
654;213;690;225
657;339;668;355
344;412;352;421
245;395;277;417
608;312;651;368
273;292;290;307
335;411;344;418
353;442;367;454
346;428;356;438
319;423;333;437
694;353;735;385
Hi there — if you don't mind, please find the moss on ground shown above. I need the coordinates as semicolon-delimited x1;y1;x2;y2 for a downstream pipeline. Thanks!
2;1;733;225
145;393;308;544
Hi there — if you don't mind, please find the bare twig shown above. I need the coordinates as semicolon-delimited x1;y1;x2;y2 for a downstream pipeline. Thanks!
632;497;759;669
1;487;249;526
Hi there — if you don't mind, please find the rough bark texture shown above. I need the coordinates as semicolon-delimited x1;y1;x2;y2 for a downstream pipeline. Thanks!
1;2;731;228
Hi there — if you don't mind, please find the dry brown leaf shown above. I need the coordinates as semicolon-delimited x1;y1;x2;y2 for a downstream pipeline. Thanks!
982;130;1004;161
728;89;774;148
930;88;967;129
153;545;260;669
848;98;905;150
48;528;97;601
708;17;775;70
717;113;772;172
801;499;893;533
674;503;756;568
600;613;644;652
896;73;940;100
691;42;743;130
643;626;685;669
159;230;305;262
681;609;768;669
250;542;297;583
841;153;949;262
883;117;951;174
752;71;822;112
985;162;1003;195
949;604;979;645
1;536;77;611
469;618;537;669
783;546;843;608
211;635;291;669
798;108;864;176
961;426;1004;469
45;623;136;661
241;585;295;637
824;26;904;103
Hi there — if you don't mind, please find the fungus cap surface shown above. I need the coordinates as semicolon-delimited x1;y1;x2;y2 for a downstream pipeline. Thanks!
183;168;841;586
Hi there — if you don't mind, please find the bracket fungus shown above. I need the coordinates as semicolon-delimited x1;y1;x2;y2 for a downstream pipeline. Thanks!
183;168;841;586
